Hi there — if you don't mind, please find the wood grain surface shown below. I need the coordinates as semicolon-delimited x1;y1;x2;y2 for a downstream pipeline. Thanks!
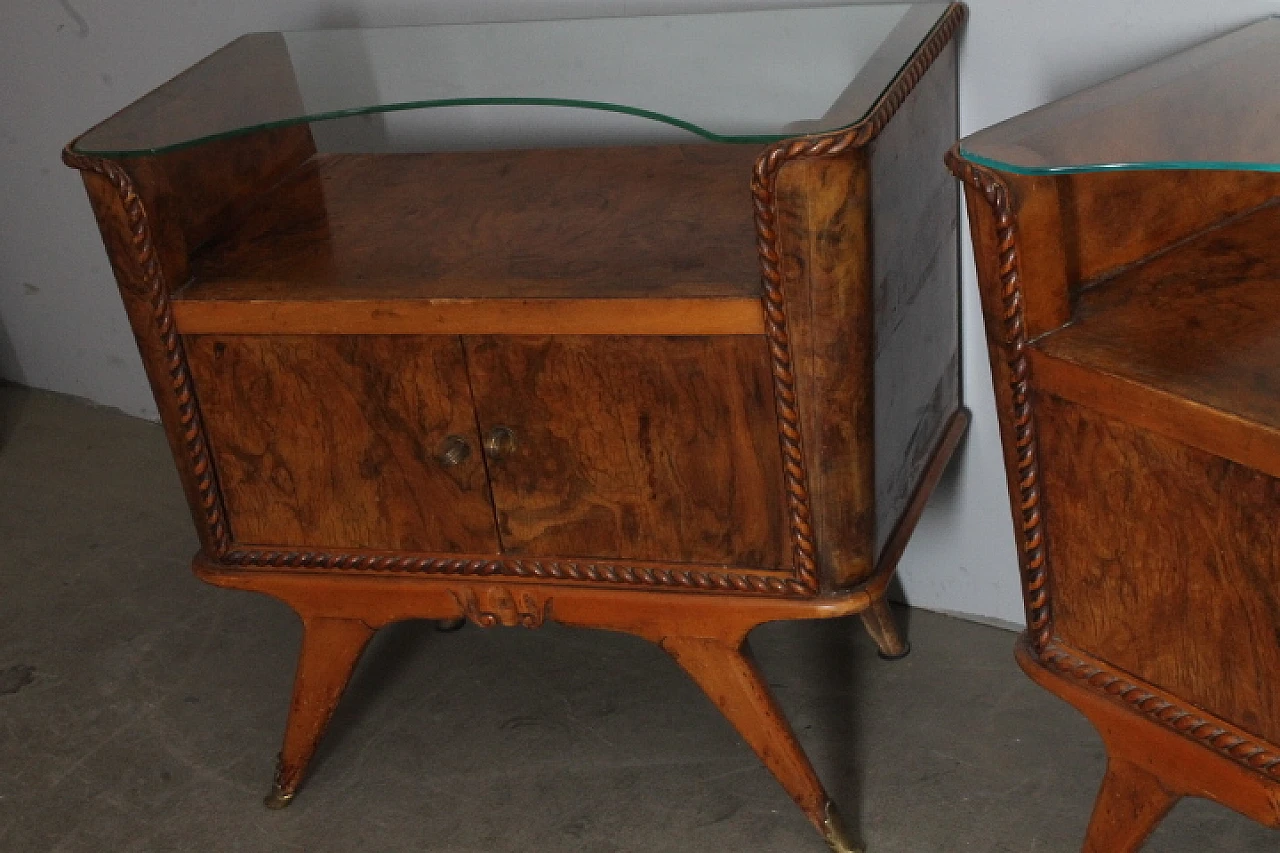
465;335;788;568
1033;200;1280;477
174;145;764;335
185;334;498;552
1034;392;1280;745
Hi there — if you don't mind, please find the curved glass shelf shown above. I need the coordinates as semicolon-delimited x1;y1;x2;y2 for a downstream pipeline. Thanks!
960;17;1280;176
73;3;952;158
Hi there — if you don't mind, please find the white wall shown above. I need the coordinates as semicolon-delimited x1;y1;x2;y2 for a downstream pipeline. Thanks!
1;0;1275;624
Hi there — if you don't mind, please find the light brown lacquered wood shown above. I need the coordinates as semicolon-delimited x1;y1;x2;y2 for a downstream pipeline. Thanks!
1081;759;1178;853
171;296;766;336
186;335;499;553
858;598;909;660
465;335;789;569
196;558;876;851
661;635;846;841
265;616;375;808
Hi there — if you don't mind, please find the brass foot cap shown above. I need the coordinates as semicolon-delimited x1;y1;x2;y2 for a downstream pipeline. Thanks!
877;642;911;662
822;801;866;853
263;787;296;810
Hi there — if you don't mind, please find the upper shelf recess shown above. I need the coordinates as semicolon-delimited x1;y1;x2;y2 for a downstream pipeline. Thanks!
960;17;1280;176
72;3;954;158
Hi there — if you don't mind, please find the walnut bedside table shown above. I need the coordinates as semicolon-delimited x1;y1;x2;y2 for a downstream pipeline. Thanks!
65;5;967;850
949;17;1280;852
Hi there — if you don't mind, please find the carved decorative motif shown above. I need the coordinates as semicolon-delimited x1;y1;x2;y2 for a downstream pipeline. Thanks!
451;586;551;628
750;2;968;594
946;149;1280;784
61;146;232;555
942;151;1052;652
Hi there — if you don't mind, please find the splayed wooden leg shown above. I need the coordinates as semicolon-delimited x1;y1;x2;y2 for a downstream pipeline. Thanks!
264;616;376;809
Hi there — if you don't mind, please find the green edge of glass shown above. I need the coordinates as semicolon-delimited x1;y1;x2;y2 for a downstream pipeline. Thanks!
75;97;782;158
959;148;1280;177
73;8;953;159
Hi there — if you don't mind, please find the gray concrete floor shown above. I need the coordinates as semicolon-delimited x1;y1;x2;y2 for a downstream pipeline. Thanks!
0;382;1275;852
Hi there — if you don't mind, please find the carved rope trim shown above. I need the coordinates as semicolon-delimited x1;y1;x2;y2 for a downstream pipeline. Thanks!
1041;644;1280;779
752;1;967;594
943;152;1052;652
947;151;1280;786
62;146;232;554
220;549;809;596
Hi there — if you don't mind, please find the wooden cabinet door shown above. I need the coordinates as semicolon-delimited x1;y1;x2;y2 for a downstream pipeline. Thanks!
185;334;497;553
464;335;789;569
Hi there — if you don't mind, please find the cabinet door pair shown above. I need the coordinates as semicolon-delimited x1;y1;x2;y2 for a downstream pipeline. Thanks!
185;333;790;570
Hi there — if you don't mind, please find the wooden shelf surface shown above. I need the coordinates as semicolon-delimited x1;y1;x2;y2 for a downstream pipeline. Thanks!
1032;200;1280;477
174;146;767;335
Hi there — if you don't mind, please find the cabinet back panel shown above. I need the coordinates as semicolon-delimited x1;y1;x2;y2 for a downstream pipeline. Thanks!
185;334;498;553
466;335;789;569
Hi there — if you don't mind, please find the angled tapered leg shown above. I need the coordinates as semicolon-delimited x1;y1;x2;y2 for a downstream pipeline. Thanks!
1082;758;1179;853
859;596;910;660
660;634;862;853
264;616;376;809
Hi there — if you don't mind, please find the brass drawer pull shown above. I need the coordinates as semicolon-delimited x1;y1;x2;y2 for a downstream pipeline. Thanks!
484;426;517;459
437;435;472;467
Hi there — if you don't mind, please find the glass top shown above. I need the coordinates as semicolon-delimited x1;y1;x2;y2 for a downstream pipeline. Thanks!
73;3;953;158
961;17;1280;175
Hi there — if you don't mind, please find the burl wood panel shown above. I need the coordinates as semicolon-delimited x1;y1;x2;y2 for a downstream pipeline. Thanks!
868;40;960;561
1034;392;1280;745
465;335;788;568
185;334;498;552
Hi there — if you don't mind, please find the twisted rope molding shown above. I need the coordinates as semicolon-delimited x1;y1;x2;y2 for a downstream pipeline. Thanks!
943;152;1052;652
1041;644;1280;780
948;149;1280;784
751;1;967;594
221;549;810;596
62;146;232;554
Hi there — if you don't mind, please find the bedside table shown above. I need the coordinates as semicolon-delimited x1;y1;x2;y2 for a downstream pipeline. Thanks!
949;17;1280;852
65;5;967;850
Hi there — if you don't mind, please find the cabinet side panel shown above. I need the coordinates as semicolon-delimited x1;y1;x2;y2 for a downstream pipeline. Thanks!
1036;392;1280;746
467;335;789;569
773;154;874;588
185;334;498;553
870;41;961;560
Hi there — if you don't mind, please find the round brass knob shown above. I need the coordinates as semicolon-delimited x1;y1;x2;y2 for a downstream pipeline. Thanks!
437;435;471;467
484;426;517;459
